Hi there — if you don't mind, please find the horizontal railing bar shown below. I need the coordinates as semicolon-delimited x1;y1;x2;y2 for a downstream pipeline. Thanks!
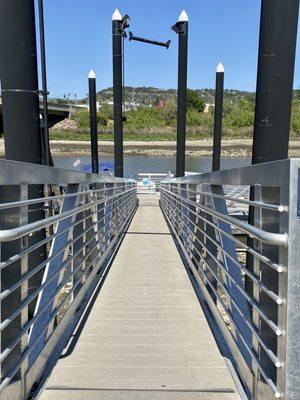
0;187;136;242
0;194;137;333
160;196;283;336
165;158;291;187
164;200;281;366
161;198;282;365
161;188;283;272
162;193;283;303
0;192;136;301
0;199;137;392
0;158;129;185
162;203;282;398
0;183;132;211
161;187;288;247
176;185;285;213
0;192;129;272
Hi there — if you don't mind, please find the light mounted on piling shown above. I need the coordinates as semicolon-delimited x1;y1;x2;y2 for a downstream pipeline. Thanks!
172;10;189;34
121;14;130;30
129;31;171;49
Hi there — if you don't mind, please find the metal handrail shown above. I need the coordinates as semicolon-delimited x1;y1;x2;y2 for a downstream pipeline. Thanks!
160;158;300;400
177;185;286;212
161;194;283;335
0;197;137;393
0;159;139;400
0;187;135;242
0;183;129;211
161;187;288;247
162;199;282;398
162;194;283;304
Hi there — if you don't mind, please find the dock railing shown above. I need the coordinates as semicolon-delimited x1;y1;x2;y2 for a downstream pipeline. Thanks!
137;173;173;193
160;158;300;400
0;159;138;400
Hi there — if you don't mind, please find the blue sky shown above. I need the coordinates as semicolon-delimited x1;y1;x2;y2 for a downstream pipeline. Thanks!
39;0;300;99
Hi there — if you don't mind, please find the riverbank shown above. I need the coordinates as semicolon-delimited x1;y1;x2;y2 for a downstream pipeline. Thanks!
1;139;300;158
49;138;300;158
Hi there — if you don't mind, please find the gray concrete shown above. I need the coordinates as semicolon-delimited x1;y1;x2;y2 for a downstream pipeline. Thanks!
39;195;240;400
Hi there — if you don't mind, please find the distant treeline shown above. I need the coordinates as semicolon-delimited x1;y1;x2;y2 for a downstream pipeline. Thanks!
67;89;300;137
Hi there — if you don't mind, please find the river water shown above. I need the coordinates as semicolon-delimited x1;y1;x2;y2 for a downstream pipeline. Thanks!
54;155;251;179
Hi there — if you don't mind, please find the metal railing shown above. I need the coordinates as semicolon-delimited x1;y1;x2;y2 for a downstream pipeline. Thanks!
160;158;300;400
0;159;138;400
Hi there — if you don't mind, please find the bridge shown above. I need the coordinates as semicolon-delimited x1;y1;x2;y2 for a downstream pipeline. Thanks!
0;157;298;400
0;99;84;133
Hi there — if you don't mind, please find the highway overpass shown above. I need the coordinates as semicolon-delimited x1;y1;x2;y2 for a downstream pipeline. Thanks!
0;99;87;133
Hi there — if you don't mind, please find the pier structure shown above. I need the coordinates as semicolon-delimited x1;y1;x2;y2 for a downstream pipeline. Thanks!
0;1;299;400
0;158;298;400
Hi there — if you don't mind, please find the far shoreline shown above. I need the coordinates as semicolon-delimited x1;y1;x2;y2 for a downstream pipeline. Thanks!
1;138;300;158
49;138;300;158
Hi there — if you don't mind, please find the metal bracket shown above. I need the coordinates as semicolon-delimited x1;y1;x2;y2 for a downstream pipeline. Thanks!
129;31;171;49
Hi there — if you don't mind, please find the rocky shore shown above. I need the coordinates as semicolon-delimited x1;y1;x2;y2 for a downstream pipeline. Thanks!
1;138;300;158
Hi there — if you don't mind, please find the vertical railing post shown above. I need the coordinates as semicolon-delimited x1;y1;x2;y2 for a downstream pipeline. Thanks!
172;10;188;178
0;184;29;397
96;183;106;256
186;184;198;262
282;160;300;400
104;183;114;250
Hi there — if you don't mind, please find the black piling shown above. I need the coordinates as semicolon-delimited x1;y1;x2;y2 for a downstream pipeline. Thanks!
89;70;99;174
252;0;299;163
172;11;189;178
0;0;42;163
0;0;46;375
212;63;225;172
112;9;128;177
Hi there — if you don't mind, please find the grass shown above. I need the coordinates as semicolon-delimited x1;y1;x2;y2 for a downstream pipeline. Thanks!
50;126;255;142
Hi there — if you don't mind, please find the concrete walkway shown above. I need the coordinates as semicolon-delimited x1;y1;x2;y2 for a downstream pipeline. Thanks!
39;195;240;400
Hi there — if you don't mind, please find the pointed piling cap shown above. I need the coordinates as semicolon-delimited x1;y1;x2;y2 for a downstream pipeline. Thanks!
112;9;122;21
88;69;96;79
216;62;225;73
178;10;189;22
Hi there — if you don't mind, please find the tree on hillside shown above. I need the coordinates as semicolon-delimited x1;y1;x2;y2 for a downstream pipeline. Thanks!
186;89;205;113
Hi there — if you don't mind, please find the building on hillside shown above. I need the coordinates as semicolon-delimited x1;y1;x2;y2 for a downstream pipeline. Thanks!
204;103;214;113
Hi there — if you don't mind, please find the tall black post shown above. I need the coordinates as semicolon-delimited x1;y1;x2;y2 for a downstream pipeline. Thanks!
212;63;224;172
38;0;52;166
112;9;124;177
0;0;46;378
252;0;299;163
172;11;189;178
89;70;99;174
0;0;42;163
